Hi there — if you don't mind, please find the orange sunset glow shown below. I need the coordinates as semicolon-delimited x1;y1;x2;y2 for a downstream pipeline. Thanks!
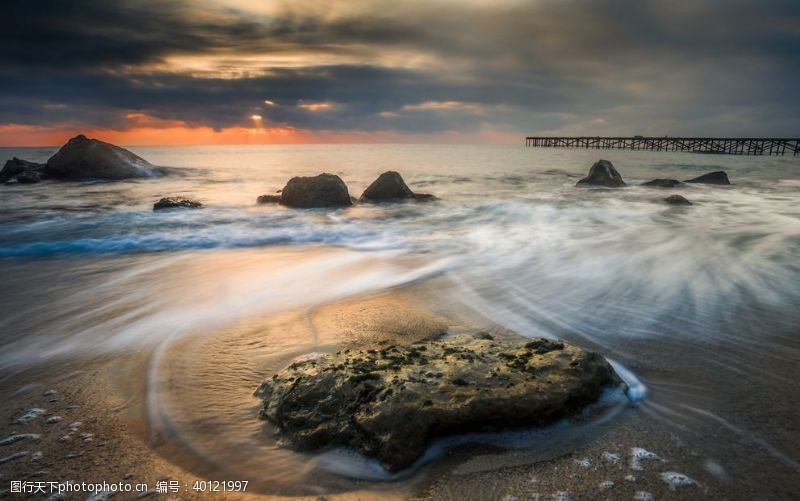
2;0;797;146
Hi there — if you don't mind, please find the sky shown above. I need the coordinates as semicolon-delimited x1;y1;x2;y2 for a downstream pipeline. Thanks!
1;0;799;146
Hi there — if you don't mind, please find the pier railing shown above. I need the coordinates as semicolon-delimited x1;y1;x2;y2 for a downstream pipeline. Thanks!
524;136;800;155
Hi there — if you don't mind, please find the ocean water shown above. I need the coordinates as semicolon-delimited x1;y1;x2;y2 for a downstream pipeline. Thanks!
1;144;799;495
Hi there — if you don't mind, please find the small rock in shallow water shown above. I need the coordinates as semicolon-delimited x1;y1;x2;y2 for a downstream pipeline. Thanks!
0;158;46;183
685;170;731;185
257;334;621;472
660;471;697;490
664;194;692;206
153;197;203;210
256;194;281;204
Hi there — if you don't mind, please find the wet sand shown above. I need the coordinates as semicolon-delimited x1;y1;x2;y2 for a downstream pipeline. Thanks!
1;280;798;500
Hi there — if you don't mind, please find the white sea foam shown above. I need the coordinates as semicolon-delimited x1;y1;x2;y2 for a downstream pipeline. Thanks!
630;448;660;471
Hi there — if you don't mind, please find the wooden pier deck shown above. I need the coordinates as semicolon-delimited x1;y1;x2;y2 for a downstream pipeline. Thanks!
524;136;800;155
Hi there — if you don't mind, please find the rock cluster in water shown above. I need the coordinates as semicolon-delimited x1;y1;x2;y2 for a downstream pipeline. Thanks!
1;135;160;183
257;170;437;208
576;159;626;187
256;334;621;472
573;159;732;206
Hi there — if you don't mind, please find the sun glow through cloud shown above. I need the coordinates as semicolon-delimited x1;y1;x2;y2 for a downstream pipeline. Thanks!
297;102;333;112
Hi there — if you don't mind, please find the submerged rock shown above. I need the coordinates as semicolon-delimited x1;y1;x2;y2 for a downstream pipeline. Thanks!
256;335;620;472
641;178;684;188
153;197;203;210
1;158;46;184
279;173;352;208
256;194;281;204
684;171;730;185
359;171;437;203
576;160;626;187
664;194;692;206
45;135;158;180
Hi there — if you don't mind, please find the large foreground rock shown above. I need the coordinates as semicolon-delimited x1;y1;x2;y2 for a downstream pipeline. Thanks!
279;173;352;208
359;171;437;203
0;158;46;184
256;335;621;472
576;159;626;187
45;135;158;180
684;171;730;185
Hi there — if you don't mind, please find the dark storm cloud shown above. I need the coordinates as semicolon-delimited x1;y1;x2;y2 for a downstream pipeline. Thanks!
2;0;799;136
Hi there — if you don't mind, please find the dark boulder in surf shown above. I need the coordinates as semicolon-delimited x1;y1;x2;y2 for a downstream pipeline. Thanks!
684;171;730;185
664;194;692;206
279;173;352;208
256;334;621;472
1;158;46;184
256;194;281;204
153;197;203;210
359;171;437;203
576;159;626;187
642;178;684;188
45;135;158;181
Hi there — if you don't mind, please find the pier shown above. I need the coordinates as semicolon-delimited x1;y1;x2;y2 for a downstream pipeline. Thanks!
525;136;800;155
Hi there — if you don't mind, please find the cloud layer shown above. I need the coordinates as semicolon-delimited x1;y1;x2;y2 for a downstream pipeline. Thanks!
2;0;799;143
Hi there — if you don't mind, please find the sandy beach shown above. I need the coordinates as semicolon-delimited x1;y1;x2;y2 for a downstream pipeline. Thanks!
1;142;799;500
2;262;798;500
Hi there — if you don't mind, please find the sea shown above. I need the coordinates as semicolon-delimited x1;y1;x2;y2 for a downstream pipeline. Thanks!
0;144;798;497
